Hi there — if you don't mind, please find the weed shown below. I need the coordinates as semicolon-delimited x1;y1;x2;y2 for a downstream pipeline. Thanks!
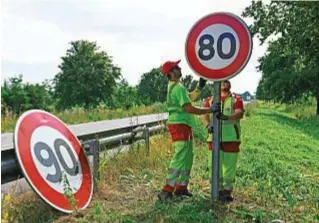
1;192;59;223
61;173;77;211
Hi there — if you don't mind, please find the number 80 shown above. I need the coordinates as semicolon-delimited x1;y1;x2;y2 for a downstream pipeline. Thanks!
198;32;236;61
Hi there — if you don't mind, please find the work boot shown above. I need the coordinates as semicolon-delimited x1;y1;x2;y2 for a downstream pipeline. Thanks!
174;189;193;197
158;190;173;201
219;190;234;202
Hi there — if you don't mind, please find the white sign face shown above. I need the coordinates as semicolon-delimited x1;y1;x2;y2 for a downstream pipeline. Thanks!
31;126;83;193
195;24;240;70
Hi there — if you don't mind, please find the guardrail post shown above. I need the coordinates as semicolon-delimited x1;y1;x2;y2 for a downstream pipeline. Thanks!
82;139;100;192
93;139;100;182
144;127;150;157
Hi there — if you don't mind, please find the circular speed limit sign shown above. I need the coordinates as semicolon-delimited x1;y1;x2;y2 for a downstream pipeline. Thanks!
185;12;252;81
14;110;93;213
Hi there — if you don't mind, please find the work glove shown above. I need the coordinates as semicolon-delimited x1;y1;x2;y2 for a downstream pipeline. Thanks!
206;124;214;134
216;112;229;121
210;102;229;120
211;101;221;114
198;78;207;90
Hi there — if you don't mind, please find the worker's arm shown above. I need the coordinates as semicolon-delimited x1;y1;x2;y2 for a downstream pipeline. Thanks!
183;103;211;115
202;97;212;127
217;96;245;121
228;97;245;120
202;113;210;128
228;109;244;121
188;88;201;101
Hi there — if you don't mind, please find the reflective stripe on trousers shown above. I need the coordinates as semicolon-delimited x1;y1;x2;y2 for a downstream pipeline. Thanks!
165;140;193;188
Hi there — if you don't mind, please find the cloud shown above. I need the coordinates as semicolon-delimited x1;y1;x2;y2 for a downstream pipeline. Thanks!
1;0;267;94
1;59;58;83
2;14;69;63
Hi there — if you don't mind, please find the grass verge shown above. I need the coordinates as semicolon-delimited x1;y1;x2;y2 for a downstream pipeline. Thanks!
2;102;319;222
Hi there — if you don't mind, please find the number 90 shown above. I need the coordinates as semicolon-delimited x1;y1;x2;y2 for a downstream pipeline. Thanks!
34;138;79;183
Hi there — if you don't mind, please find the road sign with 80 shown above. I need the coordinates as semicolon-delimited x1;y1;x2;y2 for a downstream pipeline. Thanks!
185;12;252;81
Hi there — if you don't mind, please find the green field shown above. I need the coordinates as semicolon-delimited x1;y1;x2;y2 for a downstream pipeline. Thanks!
2;102;319;222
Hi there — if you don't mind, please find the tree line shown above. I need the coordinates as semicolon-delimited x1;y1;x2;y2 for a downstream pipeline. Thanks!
1;40;213;115
9;1;316;116
243;1;319;115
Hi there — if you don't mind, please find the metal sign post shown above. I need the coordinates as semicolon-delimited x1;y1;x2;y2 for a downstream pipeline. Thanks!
211;81;221;200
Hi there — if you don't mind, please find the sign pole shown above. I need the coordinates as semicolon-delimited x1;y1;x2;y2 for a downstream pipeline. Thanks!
211;81;221;201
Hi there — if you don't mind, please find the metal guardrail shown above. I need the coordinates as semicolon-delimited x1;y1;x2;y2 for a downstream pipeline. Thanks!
1;113;168;185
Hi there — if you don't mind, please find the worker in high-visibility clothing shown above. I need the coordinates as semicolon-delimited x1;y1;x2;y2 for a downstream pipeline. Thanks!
157;59;216;201
202;80;244;202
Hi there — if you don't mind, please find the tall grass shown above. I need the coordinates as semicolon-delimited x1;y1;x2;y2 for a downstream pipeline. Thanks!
260;97;317;120
1;103;166;133
283;98;317;120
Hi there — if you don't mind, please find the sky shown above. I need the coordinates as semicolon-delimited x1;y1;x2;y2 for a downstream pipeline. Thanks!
1;0;269;95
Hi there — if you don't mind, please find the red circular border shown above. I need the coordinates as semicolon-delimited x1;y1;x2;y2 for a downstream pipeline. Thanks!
185;13;252;80
15;111;93;212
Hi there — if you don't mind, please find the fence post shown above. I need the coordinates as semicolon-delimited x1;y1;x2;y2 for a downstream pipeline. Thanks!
93;139;100;189
144;127;150;157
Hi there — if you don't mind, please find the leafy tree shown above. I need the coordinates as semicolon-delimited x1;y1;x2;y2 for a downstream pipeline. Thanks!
181;75;194;91
42;79;55;97
242;1;319;114
1;75;29;114
108;78;141;109
24;83;53;111
137;68;167;105
1;75;53;114
54;40;121;109
200;82;214;100
256;77;270;101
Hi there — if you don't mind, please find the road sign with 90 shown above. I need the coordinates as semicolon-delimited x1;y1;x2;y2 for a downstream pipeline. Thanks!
14;110;93;213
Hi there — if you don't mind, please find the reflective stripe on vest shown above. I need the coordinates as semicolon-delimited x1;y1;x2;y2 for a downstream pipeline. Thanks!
207;95;241;142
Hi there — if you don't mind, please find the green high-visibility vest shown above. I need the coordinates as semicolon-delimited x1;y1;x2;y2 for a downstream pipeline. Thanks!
207;95;241;142
166;81;196;127
166;82;180;112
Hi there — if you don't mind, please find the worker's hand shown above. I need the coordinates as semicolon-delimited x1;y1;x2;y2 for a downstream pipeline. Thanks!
206;124;214;134
216;113;229;120
198;78;207;90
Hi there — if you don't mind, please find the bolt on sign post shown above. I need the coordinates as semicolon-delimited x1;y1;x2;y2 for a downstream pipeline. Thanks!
185;12;252;201
14;110;93;213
